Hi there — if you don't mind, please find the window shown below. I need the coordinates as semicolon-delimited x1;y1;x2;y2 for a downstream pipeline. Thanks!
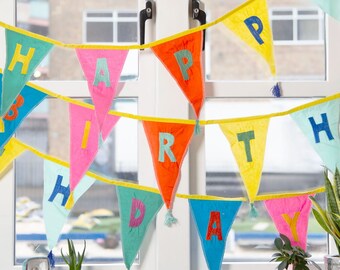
270;8;324;45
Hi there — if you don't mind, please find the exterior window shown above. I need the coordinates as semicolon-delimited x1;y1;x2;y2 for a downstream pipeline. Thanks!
270;8;324;45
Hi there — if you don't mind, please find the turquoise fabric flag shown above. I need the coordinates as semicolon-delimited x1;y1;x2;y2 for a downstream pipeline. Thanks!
291;99;340;173
43;160;95;250
117;186;164;270
0;73;47;149
1;29;53;116
189;199;242;270
313;0;340;21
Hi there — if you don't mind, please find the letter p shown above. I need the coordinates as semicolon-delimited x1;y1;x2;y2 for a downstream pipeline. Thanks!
244;16;264;45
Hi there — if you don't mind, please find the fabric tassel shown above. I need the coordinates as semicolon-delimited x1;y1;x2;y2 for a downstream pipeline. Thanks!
194;119;201;135
271;82;282;97
164;209;178;227
47;250;56;268
65;191;74;210
249;203;258;218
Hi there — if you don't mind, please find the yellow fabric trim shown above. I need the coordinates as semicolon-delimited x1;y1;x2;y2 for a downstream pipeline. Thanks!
10;137;325;201
0;0;257;50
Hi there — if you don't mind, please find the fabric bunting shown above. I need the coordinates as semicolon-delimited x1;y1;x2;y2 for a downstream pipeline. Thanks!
2;29;53;116
189;199;242;270
264;195;312;250
143;121;195;225
151;31;205;119
117;186;163;270
0;73;47;150
219;118;270;205
222;0;276;75
291;99;340;173
76;49;128;131
0;138;26;176
68;103;120;207
312;0;340;21
43;160;95;250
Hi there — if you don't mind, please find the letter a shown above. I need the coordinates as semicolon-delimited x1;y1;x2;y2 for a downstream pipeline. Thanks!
244;16;264;45
174;49;193;81
158;132;176;162
93;58;111;87
8;43;35;74
129;198;146;227
206;211;223;241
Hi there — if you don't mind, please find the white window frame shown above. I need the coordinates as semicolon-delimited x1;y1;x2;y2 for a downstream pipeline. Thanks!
1;0;340;269
270;7;324;46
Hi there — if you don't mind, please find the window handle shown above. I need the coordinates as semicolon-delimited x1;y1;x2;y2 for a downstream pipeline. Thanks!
139;0;153;48
192;0;206;50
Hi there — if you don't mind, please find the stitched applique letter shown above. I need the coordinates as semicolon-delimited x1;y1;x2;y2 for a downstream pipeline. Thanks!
93;58;111;88
308;113;334;143
8;43;35;75
158;132;176;162
174;49;193;81
237;130;255;162
48;175;70;207
244;16;264;45
129;198;146;227
281;212;301;242
206;211;223;241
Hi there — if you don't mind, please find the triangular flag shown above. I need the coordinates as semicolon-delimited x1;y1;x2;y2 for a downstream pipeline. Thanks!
75;49;128;130
291;99;340;173
0;137;26;176
69;104;119;193
222;0;276;75
189;199;242;270
0;73;47;149
151;31;205;118
219;118;270;204
312;0;340;21
264;195;312;250
43;159;95;250
2;29;53;116
143;121;194;218
117;186;163;270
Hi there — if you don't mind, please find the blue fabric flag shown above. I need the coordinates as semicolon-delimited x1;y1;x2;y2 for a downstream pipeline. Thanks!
291;99;340;173
0;73;47;149
43;160;95;250
189;199;242;270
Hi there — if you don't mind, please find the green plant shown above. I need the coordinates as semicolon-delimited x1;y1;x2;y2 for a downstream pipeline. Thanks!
61;239;86;270
310;168;340;255
271;234;321;270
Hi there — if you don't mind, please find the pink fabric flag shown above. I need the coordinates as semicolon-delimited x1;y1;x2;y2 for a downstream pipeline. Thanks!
69;104;119;193
264;195;312;250
76;49;128;130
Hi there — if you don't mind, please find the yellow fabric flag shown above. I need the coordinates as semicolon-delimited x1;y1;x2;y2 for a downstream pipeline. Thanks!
219;118;270;203
0;137;26;176
222;0;276;75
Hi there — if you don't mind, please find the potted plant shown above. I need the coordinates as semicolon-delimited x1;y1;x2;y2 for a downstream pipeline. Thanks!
310;168;340;269
61;239;86;270
271;233;321;270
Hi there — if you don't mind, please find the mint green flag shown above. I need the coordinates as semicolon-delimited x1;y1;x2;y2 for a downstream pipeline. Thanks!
43;160;95;250
291;99;340;173
313;0;340;21
2;29;53;116
117;186;164;270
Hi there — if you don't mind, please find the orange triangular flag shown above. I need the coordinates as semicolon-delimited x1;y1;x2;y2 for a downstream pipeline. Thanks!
143;121;195;225
151;31;205;118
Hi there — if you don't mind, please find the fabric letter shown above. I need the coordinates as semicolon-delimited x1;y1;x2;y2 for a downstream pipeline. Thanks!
129;198;146;227
158;132;176;162
81;121;92;149
8;43;35;74
174;49;193;81
308;113;334;143
93;58;111;88
244;16;264;45
206;211;223;241
282;212;301;242
48;175;70;207
237;130;255;162
4;95;24;121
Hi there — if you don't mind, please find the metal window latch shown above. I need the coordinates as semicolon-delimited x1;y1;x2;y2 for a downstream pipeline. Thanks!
139;0;153;48
192;0;206;50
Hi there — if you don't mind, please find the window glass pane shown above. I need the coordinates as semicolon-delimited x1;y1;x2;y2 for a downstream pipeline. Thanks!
16;0;139;81
272;20;294;41
204;0;325;81
298;20;319;40
86;22;113;43
117;22;138;42
204;98;327;263
15;98;138;265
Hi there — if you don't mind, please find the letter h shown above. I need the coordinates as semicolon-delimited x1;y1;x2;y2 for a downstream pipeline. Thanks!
48;175;70;207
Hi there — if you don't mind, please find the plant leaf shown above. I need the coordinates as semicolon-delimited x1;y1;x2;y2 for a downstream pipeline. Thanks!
277;260;288;270
275;237;284;250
